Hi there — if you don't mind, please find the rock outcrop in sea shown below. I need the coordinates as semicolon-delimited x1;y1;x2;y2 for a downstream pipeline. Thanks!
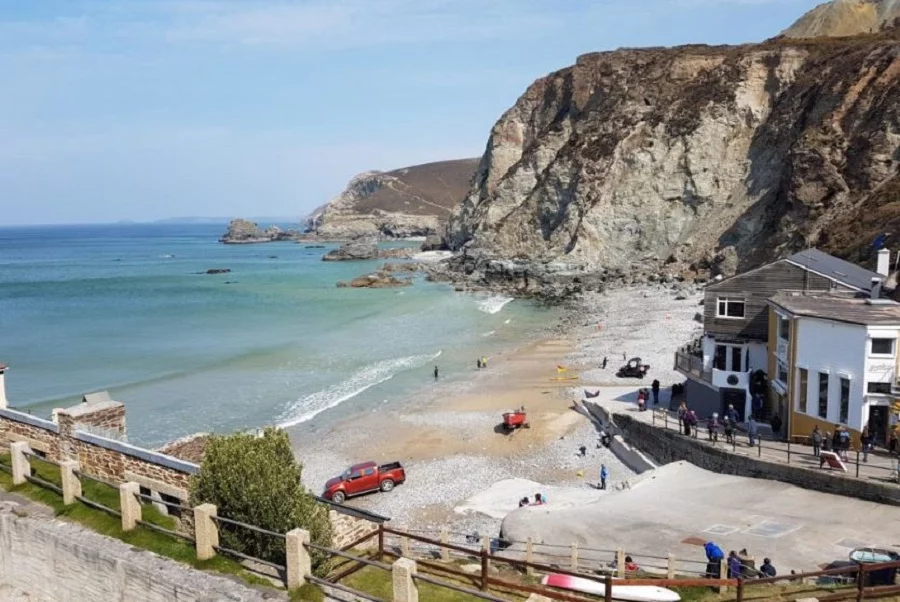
444;23;900;296
308;159;478;239
321;239;417;262
219;219;298;244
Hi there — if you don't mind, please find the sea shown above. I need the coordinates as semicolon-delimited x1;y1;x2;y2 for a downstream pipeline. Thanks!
0;224;556;448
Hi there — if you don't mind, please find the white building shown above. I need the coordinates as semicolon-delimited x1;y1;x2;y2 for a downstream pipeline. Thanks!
768;289;900;444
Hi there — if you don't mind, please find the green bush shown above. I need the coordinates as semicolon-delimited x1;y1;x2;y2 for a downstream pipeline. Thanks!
189;428;333;575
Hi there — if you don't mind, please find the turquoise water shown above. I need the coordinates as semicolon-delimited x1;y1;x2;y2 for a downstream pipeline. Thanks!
0;224;554;447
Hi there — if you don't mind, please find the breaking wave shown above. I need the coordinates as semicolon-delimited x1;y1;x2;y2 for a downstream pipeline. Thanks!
277;350;442;428
477;296;513;314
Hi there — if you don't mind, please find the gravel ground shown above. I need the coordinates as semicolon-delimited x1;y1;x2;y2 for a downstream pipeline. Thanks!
297;284;703;539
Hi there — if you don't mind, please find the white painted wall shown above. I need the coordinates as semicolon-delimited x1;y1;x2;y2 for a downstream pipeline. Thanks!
748;342;767;373
702;336;715;371
795;318;867;429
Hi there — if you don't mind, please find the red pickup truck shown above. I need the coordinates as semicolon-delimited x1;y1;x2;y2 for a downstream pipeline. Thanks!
323;461;406;504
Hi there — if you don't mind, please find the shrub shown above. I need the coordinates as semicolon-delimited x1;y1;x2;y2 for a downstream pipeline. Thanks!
189;428;332;575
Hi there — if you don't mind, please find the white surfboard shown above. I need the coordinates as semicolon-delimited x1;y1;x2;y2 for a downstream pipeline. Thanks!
541;573;681;602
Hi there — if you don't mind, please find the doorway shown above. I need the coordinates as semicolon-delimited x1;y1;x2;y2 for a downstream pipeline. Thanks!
721;389;746;422
868;406;889;445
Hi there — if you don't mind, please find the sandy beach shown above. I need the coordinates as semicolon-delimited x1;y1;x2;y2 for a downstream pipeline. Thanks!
292;284;704;537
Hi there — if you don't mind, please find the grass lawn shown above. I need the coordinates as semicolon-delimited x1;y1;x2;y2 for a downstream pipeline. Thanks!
0;454;280;593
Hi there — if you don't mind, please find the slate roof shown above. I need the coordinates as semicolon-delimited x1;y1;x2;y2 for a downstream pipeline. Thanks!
784;248;883;293
769;292;900;326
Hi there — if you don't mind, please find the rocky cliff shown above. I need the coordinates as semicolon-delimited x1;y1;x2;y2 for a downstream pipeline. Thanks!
308;158;478;239
219;219;298;244
783;0;900;38
445;29;900;294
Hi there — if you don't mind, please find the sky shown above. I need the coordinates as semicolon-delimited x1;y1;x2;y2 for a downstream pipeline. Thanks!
0;0;827;225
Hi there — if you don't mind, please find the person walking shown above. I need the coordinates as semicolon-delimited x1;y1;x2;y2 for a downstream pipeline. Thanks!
771;413;782;439
651;379;661;405
724;417;735;445
599;464;609;490
707;413;719;442
820;431;833;468
602;356;608;369
433;365;439;381
726;404;740;425
861;426;873;463
748;416;759;447
811;425;822;457
838;426;851;462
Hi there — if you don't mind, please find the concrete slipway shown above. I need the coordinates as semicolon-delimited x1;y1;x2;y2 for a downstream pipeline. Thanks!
500;461;900;573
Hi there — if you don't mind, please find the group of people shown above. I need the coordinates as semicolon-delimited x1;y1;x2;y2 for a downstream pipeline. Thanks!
678;402;762;446
636;380;662;411
705;542;777;579
518;493;547;507
475;356;489;369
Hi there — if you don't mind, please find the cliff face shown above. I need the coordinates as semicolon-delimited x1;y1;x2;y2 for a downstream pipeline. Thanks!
309;158;478;238
783;0;900;39
446;31;900;291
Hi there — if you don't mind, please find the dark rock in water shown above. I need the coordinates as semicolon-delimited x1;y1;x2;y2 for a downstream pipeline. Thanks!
268;255;278;259
206;268;232;274
336;270;412;288
305;245;326;249
322;239;417;261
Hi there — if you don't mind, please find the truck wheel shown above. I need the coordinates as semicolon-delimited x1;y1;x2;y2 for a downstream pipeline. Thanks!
332;491;346;504
380;479;395;493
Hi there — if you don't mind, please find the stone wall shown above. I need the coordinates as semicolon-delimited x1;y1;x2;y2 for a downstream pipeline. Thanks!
329;510;379;549
0;410;61;463
614;412;900;506
0;504;283;602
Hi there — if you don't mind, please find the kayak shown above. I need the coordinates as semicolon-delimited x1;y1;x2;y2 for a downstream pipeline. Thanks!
850;548;899;563
541;573;681;602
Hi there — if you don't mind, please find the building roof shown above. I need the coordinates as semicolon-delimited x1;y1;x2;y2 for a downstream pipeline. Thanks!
784;248;883;293
769;292;900;326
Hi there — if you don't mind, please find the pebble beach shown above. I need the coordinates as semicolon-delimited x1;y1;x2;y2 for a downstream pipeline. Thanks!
293;284;704;538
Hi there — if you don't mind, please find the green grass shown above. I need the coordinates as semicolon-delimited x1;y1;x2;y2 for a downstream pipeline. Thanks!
0;454;287;595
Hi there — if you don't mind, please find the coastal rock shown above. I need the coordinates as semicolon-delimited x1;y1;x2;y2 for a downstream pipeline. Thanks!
421;234;446;251
219;219;298;244
782;0;900;39
306;159;479;239
445;28;900;289
322;239;379;261
205;268;231;274
337;271;413;288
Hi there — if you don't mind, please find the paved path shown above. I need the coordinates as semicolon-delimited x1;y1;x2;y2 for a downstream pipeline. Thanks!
590;386;900;488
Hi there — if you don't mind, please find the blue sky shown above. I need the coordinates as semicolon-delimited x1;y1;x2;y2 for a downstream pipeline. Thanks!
0;0;825;225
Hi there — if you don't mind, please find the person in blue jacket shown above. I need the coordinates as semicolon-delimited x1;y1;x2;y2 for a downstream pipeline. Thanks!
599;464;609;490
704;541;724;578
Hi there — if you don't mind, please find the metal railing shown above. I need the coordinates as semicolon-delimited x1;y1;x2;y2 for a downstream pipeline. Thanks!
209;514;288;572
673;349;711;382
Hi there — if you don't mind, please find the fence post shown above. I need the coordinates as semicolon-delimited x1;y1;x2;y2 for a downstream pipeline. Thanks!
787;440;791;464
378;524;385;561
286;528;310;590
665;411;668;431
440;528;451;562
736;578;744;602
526;537;535;576
604;574;613;602
570;542;579;571
119;482;141;532
10;441;30;486
392;557;418;602
758;437;762;458
855;562;866;602
616;549;625;578
856;449;861;479
59;460;81;505
480;548;488;591
667;554;676;580
193;503;218;561
718;558;728;594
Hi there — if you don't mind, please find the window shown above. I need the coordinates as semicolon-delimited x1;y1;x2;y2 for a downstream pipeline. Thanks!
839;378;849;425
160;493;183;518
871;338;896;355
717;298;745;319
777;360;788;384
778;315;788;340
818;372;829;419
798;368;808;413
867;382;892;394
364;468;375;476
714;345;727;371
730;347;743;372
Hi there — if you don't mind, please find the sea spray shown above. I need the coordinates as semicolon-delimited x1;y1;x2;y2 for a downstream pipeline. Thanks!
277;350;442;428
477;296;514;314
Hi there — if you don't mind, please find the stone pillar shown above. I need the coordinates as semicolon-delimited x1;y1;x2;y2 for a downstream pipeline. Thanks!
399;526;410;557
667;553;676;580
718;558;728;594
526;595;552;602
392;557;418;602
570;542;579;571
119;481;141;532
616;549;625;578
194;503;219;561
59;460;81;505
286;528;310;590
0;363;8;409
439;528;450;562
10;442;30;486
525;537;534;576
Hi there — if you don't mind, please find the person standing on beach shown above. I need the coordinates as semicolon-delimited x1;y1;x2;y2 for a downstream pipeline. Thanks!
433;365;439;381
599;464;609;490
811;425;822;457
651;379;660;405
602;356;608;369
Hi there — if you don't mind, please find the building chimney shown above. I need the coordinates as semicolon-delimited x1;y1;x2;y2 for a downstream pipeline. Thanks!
878;248;890;277
871;277;883;300
0;363;8;409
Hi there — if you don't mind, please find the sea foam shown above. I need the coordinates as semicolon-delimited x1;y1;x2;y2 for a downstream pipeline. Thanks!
277;350;442;428
477;296;513;314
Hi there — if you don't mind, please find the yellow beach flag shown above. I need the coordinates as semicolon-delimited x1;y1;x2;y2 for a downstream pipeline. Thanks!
556;365;568;373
